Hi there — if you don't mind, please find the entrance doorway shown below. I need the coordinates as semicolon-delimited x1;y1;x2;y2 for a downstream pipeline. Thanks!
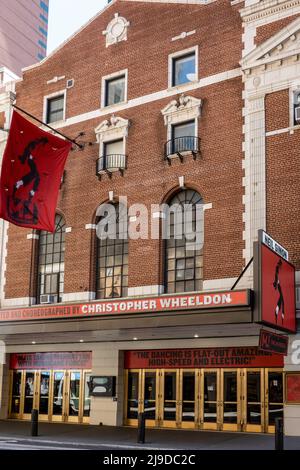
9;369;91;423
124;368;284;433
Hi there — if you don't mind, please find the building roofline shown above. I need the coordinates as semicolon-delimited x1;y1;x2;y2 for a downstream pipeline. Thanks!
21;0;217;74
22;0;119;73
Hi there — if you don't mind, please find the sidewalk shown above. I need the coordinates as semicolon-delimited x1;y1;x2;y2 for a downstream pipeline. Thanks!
0;420;300;449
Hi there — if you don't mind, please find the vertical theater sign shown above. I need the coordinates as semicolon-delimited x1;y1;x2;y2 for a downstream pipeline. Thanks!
254;230;296;333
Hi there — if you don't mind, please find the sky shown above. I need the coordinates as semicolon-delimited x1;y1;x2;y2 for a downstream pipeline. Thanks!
47;0;108;54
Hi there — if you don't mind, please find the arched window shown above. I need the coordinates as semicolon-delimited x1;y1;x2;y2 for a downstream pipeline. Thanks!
37;214;66;303
165;189;203;294
96;203;128;299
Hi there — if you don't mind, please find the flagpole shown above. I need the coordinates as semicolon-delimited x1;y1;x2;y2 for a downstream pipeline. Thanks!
12;104;84;149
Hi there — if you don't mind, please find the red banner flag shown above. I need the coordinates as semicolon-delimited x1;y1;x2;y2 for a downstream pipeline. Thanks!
0;111;71;232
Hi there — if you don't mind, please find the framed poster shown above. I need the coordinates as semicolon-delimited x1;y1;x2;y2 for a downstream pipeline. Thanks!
286;373;300;404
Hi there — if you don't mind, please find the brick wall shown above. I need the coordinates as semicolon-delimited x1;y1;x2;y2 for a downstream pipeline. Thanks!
265;89;290;133
4;0;245;300
265;89;300;268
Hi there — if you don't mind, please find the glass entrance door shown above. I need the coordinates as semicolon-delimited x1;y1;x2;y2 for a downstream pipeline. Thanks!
202;370;219;430
143;371;157;425
221;370;240;431
83;371;92;424
23;371;37;418
124;367;284;433
67;371;81;422
161;370;179;427
180;371;197;428
265;370;284;433
9;370;22;418
125;370;140;425
38;371;51;421
243;369;264;432
51;371;66;422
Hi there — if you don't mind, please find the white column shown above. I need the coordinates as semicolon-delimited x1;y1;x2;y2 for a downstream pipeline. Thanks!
243;94;266;264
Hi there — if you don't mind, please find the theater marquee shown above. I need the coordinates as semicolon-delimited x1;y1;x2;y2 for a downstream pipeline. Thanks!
0;290;250;322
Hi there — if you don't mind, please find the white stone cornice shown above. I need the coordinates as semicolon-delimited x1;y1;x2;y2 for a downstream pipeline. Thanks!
240;0;300;23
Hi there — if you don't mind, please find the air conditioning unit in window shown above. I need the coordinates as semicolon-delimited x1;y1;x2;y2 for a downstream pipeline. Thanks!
40;294;56;304
66;79;74;89
295;106;300;124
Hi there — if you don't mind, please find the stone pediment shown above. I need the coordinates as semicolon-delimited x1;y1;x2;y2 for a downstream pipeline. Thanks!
95;115;130;143
161;94;202;125
241;16;300;72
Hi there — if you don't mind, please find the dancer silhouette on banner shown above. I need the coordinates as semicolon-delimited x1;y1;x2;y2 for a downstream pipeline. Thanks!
10;137;48;225
273;259;285;324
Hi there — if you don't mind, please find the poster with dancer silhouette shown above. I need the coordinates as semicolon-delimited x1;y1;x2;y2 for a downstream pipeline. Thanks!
254;231;296;333
0;111;71;232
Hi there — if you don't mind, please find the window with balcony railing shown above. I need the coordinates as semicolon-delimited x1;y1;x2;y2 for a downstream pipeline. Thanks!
96;139;127;175
165;120;200;159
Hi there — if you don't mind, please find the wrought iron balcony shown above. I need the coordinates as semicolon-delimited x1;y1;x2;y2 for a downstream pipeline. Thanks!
164;136;201;163
96;154;127;176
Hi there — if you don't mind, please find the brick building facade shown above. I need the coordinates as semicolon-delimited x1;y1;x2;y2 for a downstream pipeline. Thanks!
0;0;299;436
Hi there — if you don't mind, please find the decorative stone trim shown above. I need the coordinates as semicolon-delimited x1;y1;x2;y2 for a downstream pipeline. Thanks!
241;0;300;24
65;227;72;233
95;115;129;159
161;94;202;127
241;16;300;73
85;224;96;230
27;233;39;240
62;292;96;302
127;285;165;296
46;76;65;85
102;13;130;47
171;30;196;42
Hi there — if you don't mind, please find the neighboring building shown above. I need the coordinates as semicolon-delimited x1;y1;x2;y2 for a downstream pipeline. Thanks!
0;0;49;77
0;0;300;436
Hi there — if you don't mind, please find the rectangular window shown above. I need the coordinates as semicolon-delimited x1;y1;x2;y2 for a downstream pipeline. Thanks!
171;120;196;154
105;75;125;107
172;53;196;87
293;91;300;126
40;13;48;23
40;1;49;13
39;26;48;37
46;95;65;124
104;139;123;156
98;139;125;173
38;39;47;50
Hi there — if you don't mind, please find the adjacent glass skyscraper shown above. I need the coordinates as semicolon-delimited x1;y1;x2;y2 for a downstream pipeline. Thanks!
0;0;49;76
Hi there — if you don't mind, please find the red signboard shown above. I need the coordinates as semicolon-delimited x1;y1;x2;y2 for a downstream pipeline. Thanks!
286;373;300;404
286;372;300;404
259;329;288;356
124;347;284;369
254;232;296;333
10;351;92;370
0;290;250;323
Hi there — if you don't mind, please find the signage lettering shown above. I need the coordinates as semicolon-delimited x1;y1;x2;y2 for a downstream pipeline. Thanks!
0;290;249;322
10;351;92;370
259;329;288;355
124;347;283;369
261;231;289;261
